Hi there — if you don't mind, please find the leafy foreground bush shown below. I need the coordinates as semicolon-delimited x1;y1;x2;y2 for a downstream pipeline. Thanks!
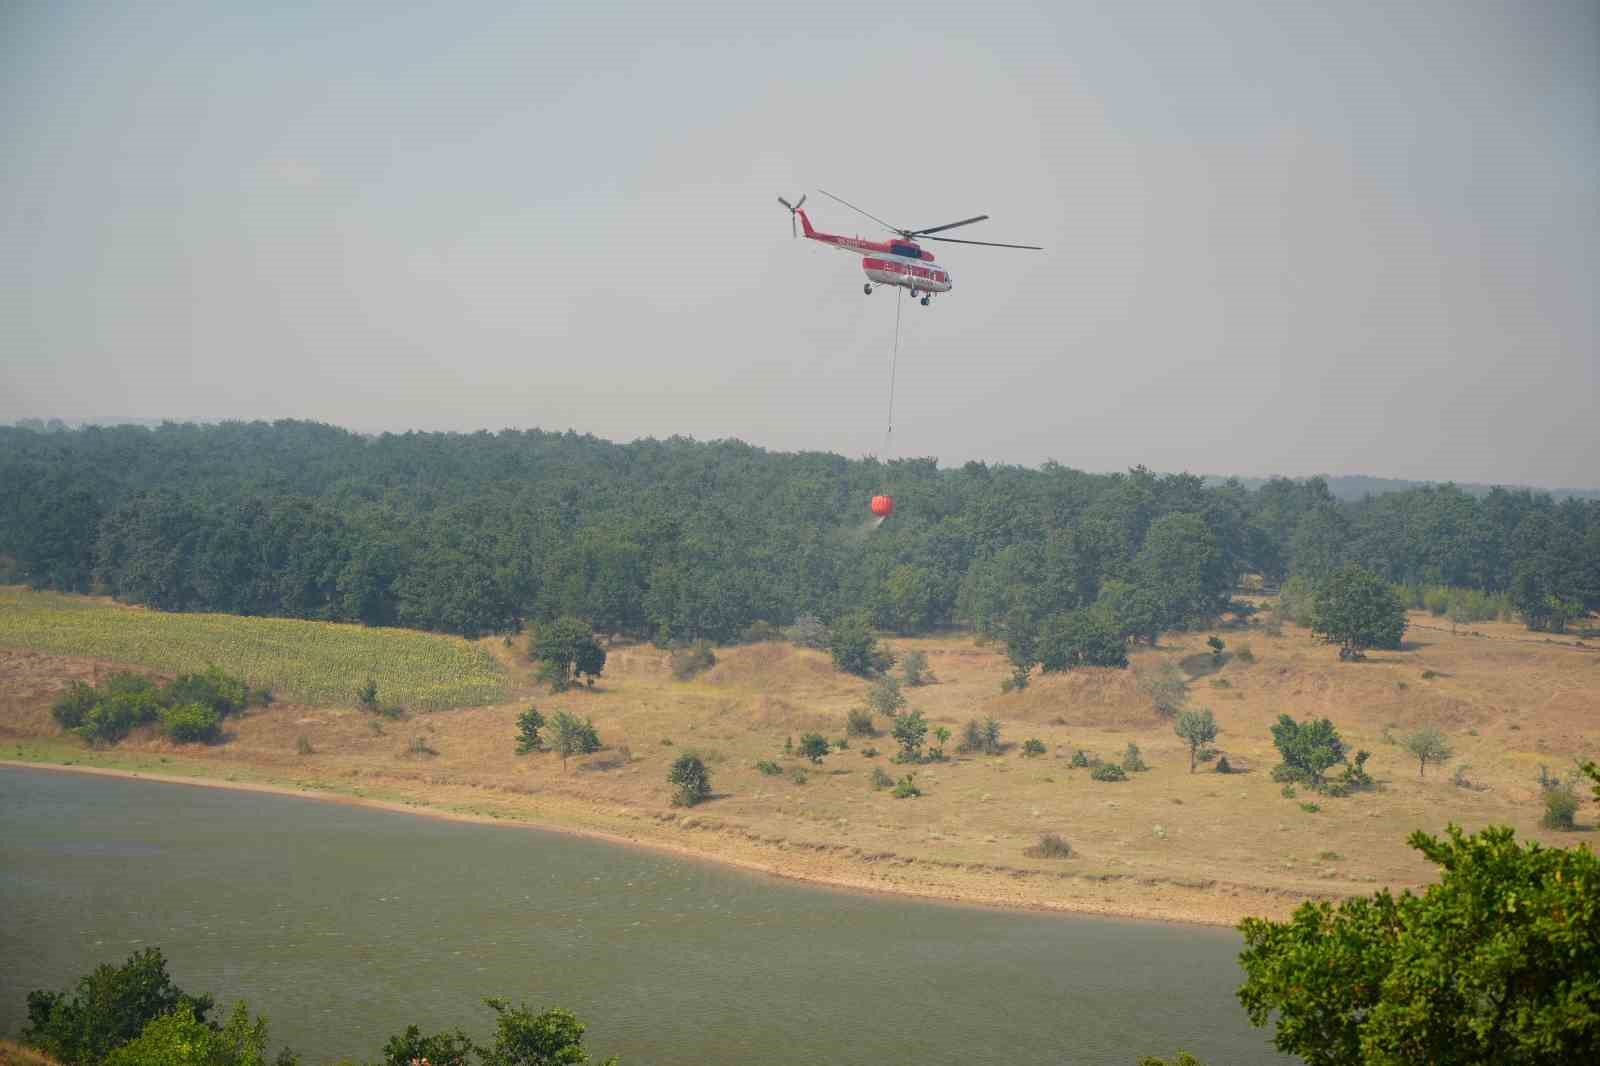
1091;763;1128;783
667;752;711;807
1024;832;1073;859
1238;818;1600;1065
25;949;619;1066
52;668;264;747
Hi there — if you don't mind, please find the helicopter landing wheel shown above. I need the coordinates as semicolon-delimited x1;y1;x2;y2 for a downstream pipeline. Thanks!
920;296;931;306
863;283;873;295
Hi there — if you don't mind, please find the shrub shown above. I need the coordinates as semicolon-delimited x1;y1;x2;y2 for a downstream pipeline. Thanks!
1025;832;1073;859
1338;750;1375;791
1090;763;1127;782
406;735;438;757
756;759;783;776
957;718;985;754
1021;738;1046;757
845;707;877;737
358;676;379;708
1137;660;1189;718
1281;784;1297;798
788;766;808;785
741;620;781;644
296;735;314;756
1121;742;1148;772
900;649;934;686
797;732;830;763
829;613;894;677
1451;763;1480;790
1233;642;1255;663
160;703;221;744
871;766;894;790
892;773;921;798
1540;768;1580;830
51;681;100;732
164;666;251;717
833;736;849;750
667;752;712;806
1070;749;1101;769
981;716;1003;754
669;640;717;680
866;675;906;717
1216;754;1233;774
1270;714;1347;788
528;616;607;691
891;710;928;762
1207;636;1226;663
514;708;546;754
1300;802;1321;813
1421;669;1438;680
861;746;880;758
783;613;830;650
549;711;601;768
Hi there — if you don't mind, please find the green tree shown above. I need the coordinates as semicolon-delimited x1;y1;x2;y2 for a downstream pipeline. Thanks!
828;613;893;677
1037;608;1128;671
514;708;546;754
104;1001;288;1066
797;732;830;764
1238;824;1600;1065
160;703;222;744
529;617;607;691
866;675;907;717
1403;728;1453;778
1206;635;1225;664
1136;512;1230;630
891;709;928;762
667;752;711;807
24;947;214;1066
481;998;619;1066
549;711;600;770
900;649;934;686
1270;714;1347;788
1175;709;1219;773
1002;605;1039;689
930;725;951;759
381;1022;477;1066
1310;564;1407;660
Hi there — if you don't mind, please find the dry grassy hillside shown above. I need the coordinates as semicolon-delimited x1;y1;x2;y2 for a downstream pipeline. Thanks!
4;609;1598;925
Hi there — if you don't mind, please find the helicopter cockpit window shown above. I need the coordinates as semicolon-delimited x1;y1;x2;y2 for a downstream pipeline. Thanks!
890;243;921;258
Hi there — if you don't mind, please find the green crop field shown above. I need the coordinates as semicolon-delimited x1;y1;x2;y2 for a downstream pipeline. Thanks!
0;587;508;710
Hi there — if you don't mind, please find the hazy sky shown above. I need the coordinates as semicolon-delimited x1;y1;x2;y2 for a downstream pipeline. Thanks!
3;1;1595;486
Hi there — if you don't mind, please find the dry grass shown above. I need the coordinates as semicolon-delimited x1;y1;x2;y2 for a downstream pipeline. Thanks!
4;603;1598;925
0;1041;61;1066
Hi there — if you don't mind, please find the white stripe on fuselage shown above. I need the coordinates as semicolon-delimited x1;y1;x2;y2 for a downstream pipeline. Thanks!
863;253;953;293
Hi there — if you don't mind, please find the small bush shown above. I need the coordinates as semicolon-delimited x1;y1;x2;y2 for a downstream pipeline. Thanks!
846;707;877;737
1070;749;1102;769
358;677;379;708
295;735;314;756
1090;764;1127;782
1540;767;1580;830
160;703;221;744
1233;642;1255;663
661;737;674;746
867;675;907;717
1281;784;1297;798
667;752;712;807
892;773;921;798
1121;743;1148;772
669;640;717;681
900;649;934;686
514;708;546;754
797;732;830;763
861;746;880;758
1025;832;1073;859
871;766;894;790
755;759;783;776
1137;659;1188;718
832;736;849;750
407;735;438;757
1421;670;1438;680
1300;802;1321;813
784;613;830;649
1216;755;1233;774
1318;850;1342;861
1021;738;1046;757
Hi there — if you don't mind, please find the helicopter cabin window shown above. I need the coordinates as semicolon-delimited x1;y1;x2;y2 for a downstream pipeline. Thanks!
890;243;922;259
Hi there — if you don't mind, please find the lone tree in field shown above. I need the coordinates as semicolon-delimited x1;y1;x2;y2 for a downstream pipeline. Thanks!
1238;823;1600;1065
1310;563;1407;661
667;752;711;806
529;617;607;691
891;709;928;762
1403;728;1453;778
867;675;907;717
514;708;545;754
1175;709;1219;772
797;732;830;764
829;613;894;677
1270;714;1347;788
549;710;601;770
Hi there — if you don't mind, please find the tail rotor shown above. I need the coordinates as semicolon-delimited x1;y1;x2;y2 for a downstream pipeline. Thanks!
777;193;807;238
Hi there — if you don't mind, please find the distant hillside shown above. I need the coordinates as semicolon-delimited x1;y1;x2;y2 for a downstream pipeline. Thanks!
1205;473;1600;503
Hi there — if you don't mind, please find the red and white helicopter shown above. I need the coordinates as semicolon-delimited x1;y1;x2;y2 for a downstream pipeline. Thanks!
778;189;1041;305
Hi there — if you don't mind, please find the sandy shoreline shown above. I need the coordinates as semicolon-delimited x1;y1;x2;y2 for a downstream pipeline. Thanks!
0;756;1260;928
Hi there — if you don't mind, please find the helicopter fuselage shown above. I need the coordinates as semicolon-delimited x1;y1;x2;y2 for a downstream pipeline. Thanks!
797;209;953;294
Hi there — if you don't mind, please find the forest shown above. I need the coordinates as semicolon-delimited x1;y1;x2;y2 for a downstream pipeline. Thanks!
2;420;1596;640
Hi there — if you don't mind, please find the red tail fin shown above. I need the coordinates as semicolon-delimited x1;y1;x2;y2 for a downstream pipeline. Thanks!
797;208;816;238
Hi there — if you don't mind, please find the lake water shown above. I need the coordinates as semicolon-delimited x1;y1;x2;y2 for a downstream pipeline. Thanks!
0;766;1288;1064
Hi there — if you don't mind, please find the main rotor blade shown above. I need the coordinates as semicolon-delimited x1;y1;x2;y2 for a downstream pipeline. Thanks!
777;196;794;210
817;188;903;235
908;215;989;236
923;235;1043;250
794;194;806;209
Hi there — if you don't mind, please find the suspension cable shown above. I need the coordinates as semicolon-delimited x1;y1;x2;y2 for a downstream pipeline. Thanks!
882;287;902;459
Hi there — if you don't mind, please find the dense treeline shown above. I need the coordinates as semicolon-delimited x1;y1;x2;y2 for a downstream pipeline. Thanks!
1;421;1596;639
